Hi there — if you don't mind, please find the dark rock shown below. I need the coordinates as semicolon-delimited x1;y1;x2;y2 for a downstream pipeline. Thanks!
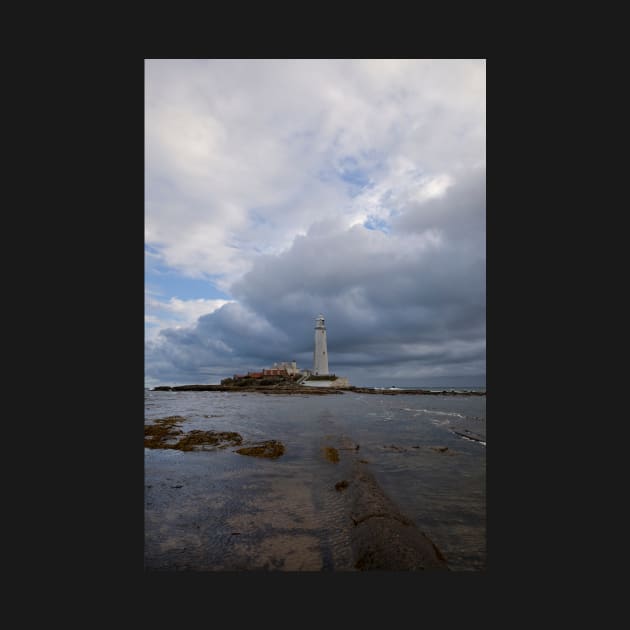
343;387;485;396
347;462;448;571
144;417;243;451
235;440;285;459
174;430;243;451
152;382;343;395
144;416;185;449
335;480;349;491
151;384;485;396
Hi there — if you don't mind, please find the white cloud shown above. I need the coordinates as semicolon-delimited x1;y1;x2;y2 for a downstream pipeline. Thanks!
345;160;455;230
145;59;485;288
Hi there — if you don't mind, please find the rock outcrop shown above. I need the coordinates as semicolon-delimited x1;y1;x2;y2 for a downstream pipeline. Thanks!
347;462;449;571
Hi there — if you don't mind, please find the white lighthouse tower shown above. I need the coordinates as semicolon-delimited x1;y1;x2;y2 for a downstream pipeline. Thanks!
313;314;329;376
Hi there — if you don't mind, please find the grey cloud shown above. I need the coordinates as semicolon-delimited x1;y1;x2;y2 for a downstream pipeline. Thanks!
146;202;485;386
391;167;486;240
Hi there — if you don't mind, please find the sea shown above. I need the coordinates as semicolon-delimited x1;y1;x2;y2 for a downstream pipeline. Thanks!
144;388;486;571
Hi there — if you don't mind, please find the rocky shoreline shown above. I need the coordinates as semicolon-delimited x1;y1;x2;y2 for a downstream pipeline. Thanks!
145;413;452;570
152;384;485;396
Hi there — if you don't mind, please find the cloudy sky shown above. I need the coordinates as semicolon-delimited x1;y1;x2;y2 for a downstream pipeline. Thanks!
145;59;485;388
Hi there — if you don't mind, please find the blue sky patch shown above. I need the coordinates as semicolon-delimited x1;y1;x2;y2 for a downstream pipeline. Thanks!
363;215;391;233
338;155;371;188
145;247;230;300
146;270;230;300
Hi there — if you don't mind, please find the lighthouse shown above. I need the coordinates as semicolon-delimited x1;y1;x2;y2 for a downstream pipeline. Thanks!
313;314;329;376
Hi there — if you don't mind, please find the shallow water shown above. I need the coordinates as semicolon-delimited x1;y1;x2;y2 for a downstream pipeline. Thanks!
144;390;486;571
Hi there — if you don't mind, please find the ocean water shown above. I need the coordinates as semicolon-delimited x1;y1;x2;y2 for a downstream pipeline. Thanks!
144;390;486;571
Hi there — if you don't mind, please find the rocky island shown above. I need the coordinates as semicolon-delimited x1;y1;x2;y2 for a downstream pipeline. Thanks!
152;375;485;396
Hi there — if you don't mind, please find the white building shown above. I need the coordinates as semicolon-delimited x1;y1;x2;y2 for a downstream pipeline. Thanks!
271;361;300;376
313;314;329;376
